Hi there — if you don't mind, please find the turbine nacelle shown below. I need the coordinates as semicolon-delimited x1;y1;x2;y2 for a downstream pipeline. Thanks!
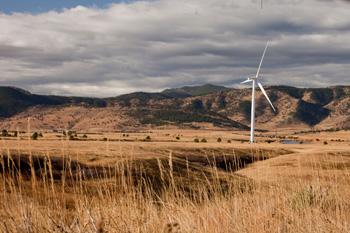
240;77;258;84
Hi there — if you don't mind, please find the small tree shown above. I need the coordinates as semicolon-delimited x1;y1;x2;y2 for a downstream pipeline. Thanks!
217;138;222;143
1;129;8;137
201;138;207;143
190;99;204;111
176;136;180;140
67;131;75;137
145;136;151;141
194;138;199;143
31;132;39;140
227;140;231;143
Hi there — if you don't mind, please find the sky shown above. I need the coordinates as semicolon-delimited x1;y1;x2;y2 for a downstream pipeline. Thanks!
0;0;350;97
0;0;127;14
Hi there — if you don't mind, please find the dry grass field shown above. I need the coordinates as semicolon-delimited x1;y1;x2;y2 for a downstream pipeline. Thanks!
0;129;350;232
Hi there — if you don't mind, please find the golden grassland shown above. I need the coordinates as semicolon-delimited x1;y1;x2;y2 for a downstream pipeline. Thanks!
0;129;350;232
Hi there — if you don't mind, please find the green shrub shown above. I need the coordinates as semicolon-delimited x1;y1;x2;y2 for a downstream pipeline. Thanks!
239;101;251;119
217;138;222;143
67;131;75;137
217;95;226;108
31;132;39;140
201;138;207;143
194;138;199;143
1;129;8;137
190;99;204;111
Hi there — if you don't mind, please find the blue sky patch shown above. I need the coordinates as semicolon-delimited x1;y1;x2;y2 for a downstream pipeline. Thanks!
0;0;134;14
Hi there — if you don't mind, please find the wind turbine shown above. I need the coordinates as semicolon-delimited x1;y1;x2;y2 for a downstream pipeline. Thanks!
241;42;276;144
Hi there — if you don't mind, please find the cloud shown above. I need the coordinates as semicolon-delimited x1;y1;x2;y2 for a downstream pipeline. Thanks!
0;0;350;97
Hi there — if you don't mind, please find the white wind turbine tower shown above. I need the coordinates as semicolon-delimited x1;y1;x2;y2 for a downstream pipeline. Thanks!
241;42;276;144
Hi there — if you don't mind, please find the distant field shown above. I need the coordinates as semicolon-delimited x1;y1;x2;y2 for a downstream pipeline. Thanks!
0;129;349;232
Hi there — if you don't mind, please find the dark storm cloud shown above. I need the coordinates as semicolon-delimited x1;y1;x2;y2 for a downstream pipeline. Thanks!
0;0;350;97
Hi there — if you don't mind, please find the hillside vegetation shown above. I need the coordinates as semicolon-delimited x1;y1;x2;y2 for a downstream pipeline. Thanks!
0;84;350;131
162;83;230;97
0;87;106;117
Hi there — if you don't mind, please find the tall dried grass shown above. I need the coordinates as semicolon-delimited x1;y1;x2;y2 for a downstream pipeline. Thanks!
0;139;349;233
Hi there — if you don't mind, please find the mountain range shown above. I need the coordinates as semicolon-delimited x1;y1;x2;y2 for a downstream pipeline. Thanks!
0;84;349;132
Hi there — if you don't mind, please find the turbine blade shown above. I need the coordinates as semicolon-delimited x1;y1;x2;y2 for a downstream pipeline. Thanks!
257;82;276;112
256;42;269;78
240;79;252;84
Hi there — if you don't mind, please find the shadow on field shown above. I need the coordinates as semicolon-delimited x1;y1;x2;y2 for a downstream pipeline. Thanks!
0;154;99;180
0;152;274;179
0;150;283;197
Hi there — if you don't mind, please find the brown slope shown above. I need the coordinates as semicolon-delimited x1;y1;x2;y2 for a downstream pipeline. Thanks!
319;96;350;129
0;106;137;132
176;88;307;130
